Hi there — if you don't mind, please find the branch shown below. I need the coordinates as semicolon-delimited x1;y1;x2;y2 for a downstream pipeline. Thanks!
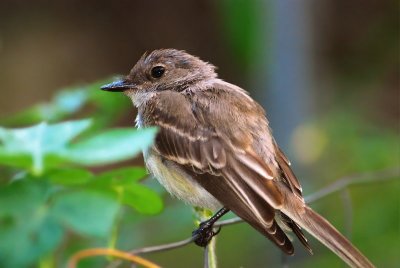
130;235;198;255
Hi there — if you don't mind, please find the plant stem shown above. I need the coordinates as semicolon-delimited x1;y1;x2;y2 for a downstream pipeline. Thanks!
194;207;218;268
205;236;218;268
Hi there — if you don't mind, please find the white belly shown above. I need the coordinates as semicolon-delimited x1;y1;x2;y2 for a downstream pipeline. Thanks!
136;113;221;211
144;149;221;211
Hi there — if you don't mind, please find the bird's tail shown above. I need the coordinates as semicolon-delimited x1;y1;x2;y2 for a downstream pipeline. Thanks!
283;204;375;268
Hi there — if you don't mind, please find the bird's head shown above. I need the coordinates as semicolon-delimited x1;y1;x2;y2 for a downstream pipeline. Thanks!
101;49;217;100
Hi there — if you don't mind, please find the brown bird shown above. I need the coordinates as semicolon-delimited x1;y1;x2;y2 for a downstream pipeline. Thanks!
101;49;374;268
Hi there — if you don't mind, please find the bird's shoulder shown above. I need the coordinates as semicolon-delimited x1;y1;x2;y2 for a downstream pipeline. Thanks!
142;79;265;141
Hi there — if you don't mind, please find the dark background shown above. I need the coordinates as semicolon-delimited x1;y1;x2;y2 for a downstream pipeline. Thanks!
0;0;398;267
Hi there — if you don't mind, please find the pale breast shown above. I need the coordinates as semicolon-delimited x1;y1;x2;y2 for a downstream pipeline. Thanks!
144;148;221;211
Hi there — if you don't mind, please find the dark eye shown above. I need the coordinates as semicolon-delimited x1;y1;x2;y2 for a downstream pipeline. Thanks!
151;66;165;78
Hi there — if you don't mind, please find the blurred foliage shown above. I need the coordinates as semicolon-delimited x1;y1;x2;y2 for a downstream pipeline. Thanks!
292;111;399;177
290;111;400;268
0;81;161;268
218;0;265;67
0;79;130;130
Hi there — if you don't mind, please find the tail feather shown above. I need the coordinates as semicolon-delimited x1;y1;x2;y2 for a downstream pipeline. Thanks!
284;205;375;268
280;212;313;254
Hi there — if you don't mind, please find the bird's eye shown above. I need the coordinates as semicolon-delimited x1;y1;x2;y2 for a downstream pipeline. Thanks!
151;66;165;78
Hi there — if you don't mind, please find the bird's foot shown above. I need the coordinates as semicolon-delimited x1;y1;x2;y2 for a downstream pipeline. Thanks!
192;220;221;247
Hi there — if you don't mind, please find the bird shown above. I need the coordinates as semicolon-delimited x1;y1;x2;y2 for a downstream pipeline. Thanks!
101;49;374;268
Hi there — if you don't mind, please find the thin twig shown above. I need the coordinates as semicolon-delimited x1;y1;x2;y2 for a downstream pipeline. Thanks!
204;244;209;268
214;217;243;228
341;188;353;240
67;248;160;268
130;235;199;255
305;167;399;203
204;234;217;268
203;245;209;268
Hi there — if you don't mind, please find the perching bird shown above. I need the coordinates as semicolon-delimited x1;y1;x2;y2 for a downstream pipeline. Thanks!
101;49;374;268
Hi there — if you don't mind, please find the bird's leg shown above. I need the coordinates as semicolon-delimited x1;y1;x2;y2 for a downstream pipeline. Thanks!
192;207;230;247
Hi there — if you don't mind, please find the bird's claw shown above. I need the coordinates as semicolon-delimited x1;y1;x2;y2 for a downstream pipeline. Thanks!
192;221;221;247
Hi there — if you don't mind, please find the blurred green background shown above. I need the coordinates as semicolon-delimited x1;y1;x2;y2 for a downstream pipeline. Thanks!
0;1;398;267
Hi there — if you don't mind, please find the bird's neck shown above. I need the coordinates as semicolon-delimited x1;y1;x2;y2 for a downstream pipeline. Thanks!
126;90;156;109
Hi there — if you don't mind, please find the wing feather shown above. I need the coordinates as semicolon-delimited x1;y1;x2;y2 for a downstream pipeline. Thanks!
275;145;303;198
186;165;294;254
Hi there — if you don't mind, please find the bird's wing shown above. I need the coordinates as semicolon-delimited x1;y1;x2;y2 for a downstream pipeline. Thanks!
274;145;303;198
145;89;295;254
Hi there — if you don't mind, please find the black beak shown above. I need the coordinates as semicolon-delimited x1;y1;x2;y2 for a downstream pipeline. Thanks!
100;80;136;92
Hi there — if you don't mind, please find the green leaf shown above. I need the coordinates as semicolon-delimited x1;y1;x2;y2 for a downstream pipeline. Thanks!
88;79;129;110
0;78;130;128
86;79;131;130
0;119;92;174
0;180;64;268
53;88;88;115
0;119;155;174
94;167;148;187
0;214;63;268
50;190;120;237
0;88;89;126
62;127;158;165
0;179;47;217
122;184;163;215
46;168;93;186
85;167;163;215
